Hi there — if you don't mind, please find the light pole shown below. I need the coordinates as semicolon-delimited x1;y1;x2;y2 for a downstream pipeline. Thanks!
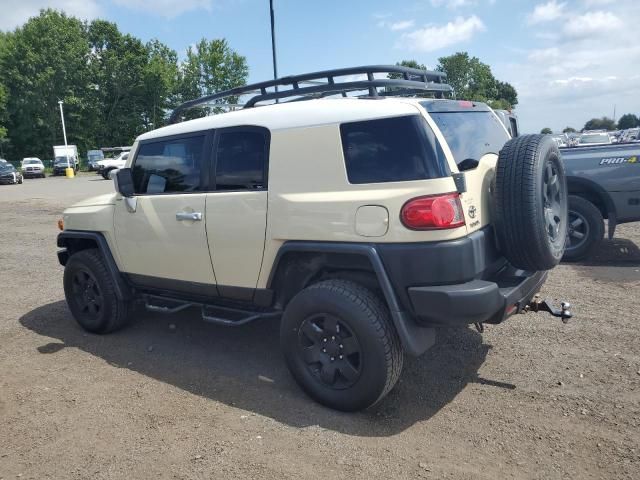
269;0;279;101
58;100;68;146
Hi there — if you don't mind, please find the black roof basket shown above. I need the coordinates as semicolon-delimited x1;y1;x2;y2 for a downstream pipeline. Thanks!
168;65;454;124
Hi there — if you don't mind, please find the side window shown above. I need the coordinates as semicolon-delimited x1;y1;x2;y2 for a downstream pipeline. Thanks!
132;135;205;194
340;115;448;184
215;130;268;190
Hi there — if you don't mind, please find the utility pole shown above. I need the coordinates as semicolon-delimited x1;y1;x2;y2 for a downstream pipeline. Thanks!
269;0;279;102
58;100;68;146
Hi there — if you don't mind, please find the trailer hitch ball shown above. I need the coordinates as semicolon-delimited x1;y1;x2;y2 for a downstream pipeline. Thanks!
527;295;573;323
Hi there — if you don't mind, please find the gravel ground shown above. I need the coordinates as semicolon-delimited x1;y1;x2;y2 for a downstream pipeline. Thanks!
1;175;639;479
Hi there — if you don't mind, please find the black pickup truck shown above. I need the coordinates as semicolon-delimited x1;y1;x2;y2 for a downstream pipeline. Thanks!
560;143;640;260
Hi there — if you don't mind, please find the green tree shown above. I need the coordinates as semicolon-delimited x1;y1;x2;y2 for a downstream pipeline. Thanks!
178;38;248;119
435;52;517;108
584;117;617;131
562;127;577;133
143;39;179;130
541;128;553;134
617;113;639;130
495;80;518;107
0;9;93;159
88;19;151;147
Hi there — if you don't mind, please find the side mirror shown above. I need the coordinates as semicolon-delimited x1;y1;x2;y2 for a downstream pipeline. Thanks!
114;168;135;197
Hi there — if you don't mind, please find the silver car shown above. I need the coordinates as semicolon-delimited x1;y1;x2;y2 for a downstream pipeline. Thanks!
21;157;46;178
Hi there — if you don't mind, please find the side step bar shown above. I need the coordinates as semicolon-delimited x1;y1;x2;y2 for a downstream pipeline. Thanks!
143;294;281;327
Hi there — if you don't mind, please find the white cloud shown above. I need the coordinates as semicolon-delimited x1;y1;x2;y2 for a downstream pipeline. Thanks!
398;15;485;52
430;0;477;8
389;20;415;31
527;1;566;25
112;0;213;19
563;11;623;38
0;0;101;31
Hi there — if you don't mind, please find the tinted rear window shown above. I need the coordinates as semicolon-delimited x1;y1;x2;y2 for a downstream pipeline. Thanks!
426;111;509;167
340;115;448;184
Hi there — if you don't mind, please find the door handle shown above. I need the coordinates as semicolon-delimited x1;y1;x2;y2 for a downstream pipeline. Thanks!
176;211;202;221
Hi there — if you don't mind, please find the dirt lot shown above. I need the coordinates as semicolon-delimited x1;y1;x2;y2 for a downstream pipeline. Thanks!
1;175;639;479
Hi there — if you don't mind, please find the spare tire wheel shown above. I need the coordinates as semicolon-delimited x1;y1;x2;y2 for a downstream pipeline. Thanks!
494;134;568;271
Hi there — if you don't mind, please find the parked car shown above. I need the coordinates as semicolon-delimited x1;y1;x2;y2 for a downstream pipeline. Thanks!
96;151;129;179
578;132;612;146
21;157;46;178
560;143;640;260
56;65;571;411
87;149;105;171
0;163;23;184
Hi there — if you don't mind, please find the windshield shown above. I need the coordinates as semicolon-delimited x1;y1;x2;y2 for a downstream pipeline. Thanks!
54;156;71;165
579;134;610;144
24;159;40;164
0;164;15;172
426;111;510;169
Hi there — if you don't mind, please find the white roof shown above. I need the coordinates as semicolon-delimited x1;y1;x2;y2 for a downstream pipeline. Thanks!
137;98;423;142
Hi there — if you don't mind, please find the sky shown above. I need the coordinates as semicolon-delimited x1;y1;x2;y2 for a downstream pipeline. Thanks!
1;0;639;133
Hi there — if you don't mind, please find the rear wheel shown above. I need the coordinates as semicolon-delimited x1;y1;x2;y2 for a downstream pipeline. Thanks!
494;134;568;271
280;279;403;411
63;249;132;333
562;195;604;261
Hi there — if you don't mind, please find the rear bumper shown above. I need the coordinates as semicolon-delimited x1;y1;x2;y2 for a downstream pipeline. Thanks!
408;268;547;326
377;227;548;327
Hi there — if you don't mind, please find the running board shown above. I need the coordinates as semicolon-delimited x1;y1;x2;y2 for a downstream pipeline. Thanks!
143;294;281;326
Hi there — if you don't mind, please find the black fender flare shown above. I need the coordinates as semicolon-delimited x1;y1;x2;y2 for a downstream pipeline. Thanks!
57;231;133;301
267;241;436;357
566;176;617;238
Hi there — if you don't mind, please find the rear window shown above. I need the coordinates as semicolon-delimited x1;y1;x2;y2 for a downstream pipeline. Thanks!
340;115;448;184
426;110;510;168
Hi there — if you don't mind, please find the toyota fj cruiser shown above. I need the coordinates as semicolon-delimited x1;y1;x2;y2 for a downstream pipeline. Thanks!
57;66;572;411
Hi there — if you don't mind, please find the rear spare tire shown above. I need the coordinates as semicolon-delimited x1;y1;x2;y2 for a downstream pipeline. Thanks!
494;134;568;271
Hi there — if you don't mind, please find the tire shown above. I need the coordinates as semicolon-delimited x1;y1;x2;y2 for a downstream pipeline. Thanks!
495;134;568;271
102;169;112;180
280;279;403;411
63;249;132;334
562;195;604;261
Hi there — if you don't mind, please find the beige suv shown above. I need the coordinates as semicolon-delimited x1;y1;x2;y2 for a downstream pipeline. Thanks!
57;66;571;411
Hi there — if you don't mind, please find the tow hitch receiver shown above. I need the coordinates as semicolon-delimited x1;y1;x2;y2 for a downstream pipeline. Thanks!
526;295;572;323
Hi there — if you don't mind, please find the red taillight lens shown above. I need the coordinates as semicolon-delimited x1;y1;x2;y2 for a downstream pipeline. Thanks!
400;193;465;230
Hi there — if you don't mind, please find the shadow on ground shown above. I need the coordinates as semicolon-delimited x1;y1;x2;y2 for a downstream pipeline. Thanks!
579;237;640;267
20;301;507;436
567;237;640;283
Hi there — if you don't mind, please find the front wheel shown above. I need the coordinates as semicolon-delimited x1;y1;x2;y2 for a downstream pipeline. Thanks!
63;249;132;333
280;280;403;411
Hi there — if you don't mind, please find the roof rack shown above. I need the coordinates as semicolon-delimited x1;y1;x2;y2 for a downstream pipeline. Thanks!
168;65;454;124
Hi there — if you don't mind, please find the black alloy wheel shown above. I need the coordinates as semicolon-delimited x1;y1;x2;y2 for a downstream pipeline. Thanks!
298;313;362;389
70;268;105;321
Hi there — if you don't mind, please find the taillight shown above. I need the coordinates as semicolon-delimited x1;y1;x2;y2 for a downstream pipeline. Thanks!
400;193;465;230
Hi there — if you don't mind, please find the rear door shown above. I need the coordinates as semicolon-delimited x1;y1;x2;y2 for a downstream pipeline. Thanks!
114;132;218;292
205;127;270;300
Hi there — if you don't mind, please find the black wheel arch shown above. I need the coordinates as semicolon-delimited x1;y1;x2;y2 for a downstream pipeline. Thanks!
267;242;436;357
566;176;617;239
57;231;133;301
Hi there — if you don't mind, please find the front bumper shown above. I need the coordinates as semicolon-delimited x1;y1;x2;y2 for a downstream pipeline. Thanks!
408;268;548;326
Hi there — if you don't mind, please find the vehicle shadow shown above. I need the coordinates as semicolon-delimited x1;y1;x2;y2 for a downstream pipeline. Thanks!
20;301;502;437
573;237;640;267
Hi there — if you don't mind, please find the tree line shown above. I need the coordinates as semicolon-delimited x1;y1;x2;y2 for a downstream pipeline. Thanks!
393;54;518;110
0;9;248;160
541;114;640;134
